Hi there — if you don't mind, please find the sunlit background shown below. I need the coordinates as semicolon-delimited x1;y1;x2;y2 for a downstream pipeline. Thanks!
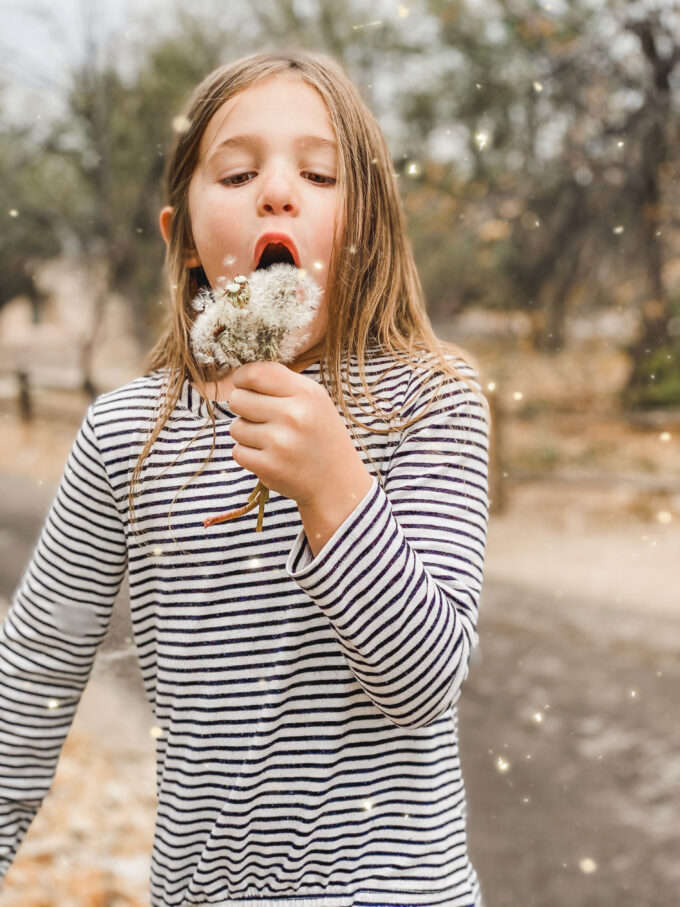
1;0;679;904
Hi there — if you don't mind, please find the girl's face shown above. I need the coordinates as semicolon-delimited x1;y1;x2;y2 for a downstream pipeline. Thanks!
161;74;344;363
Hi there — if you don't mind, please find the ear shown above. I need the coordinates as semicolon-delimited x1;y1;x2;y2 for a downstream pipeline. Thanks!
159;206;201;268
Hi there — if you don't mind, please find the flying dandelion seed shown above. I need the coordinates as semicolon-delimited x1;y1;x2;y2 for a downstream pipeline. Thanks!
172;116;190;133
475;132;489;150
46;699;60;710
496;756;510;773
579;858;597;874
617;140;625;147
659;431;671;442
513;391;523;400
363;800;374;810
487;381;496;391
533;712;544;724
153;546;163;556
352;20;382;30
613;225;624;234
150;726;163;739
657;511;672;524
9;209;19;217
630;690;638;698
407;162;421;176
222;254;237;267
398;5;410;16
533;81;543;92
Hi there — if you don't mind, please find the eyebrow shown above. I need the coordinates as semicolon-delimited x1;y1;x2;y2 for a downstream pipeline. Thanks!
209;133;337;158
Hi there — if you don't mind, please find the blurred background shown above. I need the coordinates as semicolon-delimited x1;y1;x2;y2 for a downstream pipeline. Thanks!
0;0;678;904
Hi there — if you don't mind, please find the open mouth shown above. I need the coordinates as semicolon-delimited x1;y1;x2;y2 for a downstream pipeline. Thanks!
256;242;297;271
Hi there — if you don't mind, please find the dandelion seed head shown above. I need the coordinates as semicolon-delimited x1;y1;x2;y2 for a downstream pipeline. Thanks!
189;263;322;374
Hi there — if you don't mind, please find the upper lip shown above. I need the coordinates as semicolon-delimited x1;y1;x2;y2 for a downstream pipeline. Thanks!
253;232;300;270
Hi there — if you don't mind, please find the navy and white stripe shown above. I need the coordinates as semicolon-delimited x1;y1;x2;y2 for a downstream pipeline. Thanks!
0;347;490;907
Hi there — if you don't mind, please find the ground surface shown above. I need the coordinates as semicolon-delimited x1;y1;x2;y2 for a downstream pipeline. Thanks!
0;339;678;906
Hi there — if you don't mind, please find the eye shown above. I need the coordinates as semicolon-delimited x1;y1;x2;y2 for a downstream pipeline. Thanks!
220;172;254;186
305;172;336;186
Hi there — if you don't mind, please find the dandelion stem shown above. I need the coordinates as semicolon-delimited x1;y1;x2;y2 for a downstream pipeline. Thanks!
203;481;270;530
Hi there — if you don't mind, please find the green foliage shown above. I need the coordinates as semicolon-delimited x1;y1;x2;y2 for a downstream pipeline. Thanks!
623;343;680;409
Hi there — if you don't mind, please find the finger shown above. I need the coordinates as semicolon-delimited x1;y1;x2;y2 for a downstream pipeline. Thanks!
232;360;294;397
232;441;264;474
229;387;274;423
230;415;267;449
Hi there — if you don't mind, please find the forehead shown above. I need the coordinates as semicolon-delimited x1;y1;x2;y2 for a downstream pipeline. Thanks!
199;75;337;159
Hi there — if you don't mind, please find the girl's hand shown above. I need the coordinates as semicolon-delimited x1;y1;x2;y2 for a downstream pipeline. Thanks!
229;361;363;507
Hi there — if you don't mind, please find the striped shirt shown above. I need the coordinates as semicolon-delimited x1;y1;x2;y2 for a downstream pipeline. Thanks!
0;346;490;907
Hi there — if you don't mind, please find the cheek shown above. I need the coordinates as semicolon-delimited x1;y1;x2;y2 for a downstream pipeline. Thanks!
188;182;228;237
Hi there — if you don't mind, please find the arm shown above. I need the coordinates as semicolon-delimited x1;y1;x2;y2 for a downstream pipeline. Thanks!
0;405;128;880
287;365;490;729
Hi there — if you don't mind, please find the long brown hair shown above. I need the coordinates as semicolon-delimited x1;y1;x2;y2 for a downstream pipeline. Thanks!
130;48;490;528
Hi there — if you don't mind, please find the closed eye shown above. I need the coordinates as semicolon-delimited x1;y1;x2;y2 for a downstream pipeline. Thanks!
220;172;336;187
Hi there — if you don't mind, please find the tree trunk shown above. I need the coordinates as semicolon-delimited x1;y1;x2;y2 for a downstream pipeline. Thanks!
621;18;677;407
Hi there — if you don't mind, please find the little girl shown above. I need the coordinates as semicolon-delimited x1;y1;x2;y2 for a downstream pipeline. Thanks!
0;50;490;907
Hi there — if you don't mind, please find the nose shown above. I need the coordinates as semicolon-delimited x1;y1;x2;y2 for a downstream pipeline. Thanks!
257;162;299;215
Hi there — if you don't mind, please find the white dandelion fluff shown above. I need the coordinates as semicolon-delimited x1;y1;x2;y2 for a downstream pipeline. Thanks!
189;263;323;376
190;263;324;533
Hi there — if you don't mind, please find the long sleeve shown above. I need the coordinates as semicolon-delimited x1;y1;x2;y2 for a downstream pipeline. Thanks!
0;404;128;879
286;366;490;729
